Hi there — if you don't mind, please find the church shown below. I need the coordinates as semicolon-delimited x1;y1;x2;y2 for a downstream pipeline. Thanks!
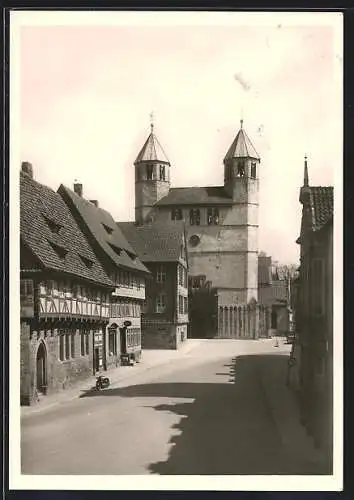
130;119;271;339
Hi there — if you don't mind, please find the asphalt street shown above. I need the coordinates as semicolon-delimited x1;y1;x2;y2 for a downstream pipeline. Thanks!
21;339;329;475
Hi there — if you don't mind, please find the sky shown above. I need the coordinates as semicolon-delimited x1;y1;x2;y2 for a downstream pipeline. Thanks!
15;12;342;264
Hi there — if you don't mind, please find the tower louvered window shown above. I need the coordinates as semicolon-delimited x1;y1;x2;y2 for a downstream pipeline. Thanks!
251;162;257;179
147;164;153;180
171;208;183;221
160;165;166;181
237;161;245;177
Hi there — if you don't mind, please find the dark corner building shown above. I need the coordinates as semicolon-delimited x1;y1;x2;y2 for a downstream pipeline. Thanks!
20;163;114;405
119;221;189;349
294;156;333;461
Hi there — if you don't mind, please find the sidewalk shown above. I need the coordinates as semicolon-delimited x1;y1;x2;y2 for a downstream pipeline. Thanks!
259;348;330;474
21;339;201;418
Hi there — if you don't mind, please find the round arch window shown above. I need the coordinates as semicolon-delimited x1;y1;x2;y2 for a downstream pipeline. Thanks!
189;235;201;247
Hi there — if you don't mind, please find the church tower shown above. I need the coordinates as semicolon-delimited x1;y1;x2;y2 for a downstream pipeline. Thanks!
134;120;171;225
223;120;261;303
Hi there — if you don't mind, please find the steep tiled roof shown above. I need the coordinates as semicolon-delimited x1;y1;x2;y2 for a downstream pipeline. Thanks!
135;130;170;164
58;185;150;275
156;186;232;206
20;172;113;286
224;125;260;161
310;186;334;231
118;221;186;263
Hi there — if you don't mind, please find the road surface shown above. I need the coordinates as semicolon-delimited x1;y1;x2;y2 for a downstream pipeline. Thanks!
21;339;328;475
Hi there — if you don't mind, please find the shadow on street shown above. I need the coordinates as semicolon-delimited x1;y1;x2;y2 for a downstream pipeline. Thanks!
80;354;330;475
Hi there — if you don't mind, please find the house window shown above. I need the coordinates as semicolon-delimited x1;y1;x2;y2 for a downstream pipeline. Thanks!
80;331;85;356
109;329;117;355
156;293;166;313
178;265;184;286
85;330;89;355
179;295;183;314
237;161;245;177
71;331;75;358
147;164;153;180
251;162;257;179
160;165;166;181
59;334;65;361
207;207;219;225
190;208;200;226
171;208;183;221
312;258;325;315
65;333;70;360
184;268;188;288
156;265;166;283
184;296;188;315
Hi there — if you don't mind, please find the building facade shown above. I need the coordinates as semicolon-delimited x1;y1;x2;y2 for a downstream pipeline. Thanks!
20;164;114;405
58;183;150;367
132;120;261;338
294;157;333;456
119;221;189;349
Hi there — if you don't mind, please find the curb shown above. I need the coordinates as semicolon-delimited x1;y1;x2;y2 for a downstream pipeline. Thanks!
21;342;200;418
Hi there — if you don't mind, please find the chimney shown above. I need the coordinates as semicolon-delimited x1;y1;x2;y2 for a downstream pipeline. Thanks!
74;182;83;197
90;200;99;207
21;161;33;179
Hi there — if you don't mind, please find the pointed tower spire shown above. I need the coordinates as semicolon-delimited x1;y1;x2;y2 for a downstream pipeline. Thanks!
303;155;309;187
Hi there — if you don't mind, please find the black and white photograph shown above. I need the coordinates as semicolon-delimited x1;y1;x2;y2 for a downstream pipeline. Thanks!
9;10;342;491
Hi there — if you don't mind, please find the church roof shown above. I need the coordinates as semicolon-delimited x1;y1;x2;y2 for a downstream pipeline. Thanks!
118;221;186;263
135;127;170;164
58;184;150;275
156;186;232;206
20;171;113;287
224;121;260;161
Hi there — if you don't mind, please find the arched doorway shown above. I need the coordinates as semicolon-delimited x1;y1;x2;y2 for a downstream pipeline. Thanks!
36;342;47;394
271;309;278;330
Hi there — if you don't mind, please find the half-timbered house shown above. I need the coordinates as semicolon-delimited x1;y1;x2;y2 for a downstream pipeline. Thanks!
58;183;150;367
20;163;114;405
118;221;189;349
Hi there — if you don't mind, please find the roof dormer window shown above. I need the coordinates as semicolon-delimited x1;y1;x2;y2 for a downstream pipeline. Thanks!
79;255;94;268
109;242;122;256
44;215;61;234
48;240;67;259
102;223;114;235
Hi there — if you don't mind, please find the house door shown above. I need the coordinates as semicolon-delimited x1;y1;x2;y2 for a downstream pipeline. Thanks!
120;327;127;354
271;309;278;329
36;342;47;394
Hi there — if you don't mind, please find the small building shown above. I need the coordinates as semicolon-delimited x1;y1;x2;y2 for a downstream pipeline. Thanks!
20;163;114;405
58;183;150;367
295;157;333;455
118;221;189;349
258;254;290;336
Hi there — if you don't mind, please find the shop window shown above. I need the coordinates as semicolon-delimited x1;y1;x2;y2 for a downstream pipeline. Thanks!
190;208;200;226
171;208;183;221
156;293;166;313
207;207;219;225
109;330;117;355
156;265;166;283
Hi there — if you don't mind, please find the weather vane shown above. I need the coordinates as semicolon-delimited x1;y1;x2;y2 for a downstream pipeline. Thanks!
150;111;155;132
